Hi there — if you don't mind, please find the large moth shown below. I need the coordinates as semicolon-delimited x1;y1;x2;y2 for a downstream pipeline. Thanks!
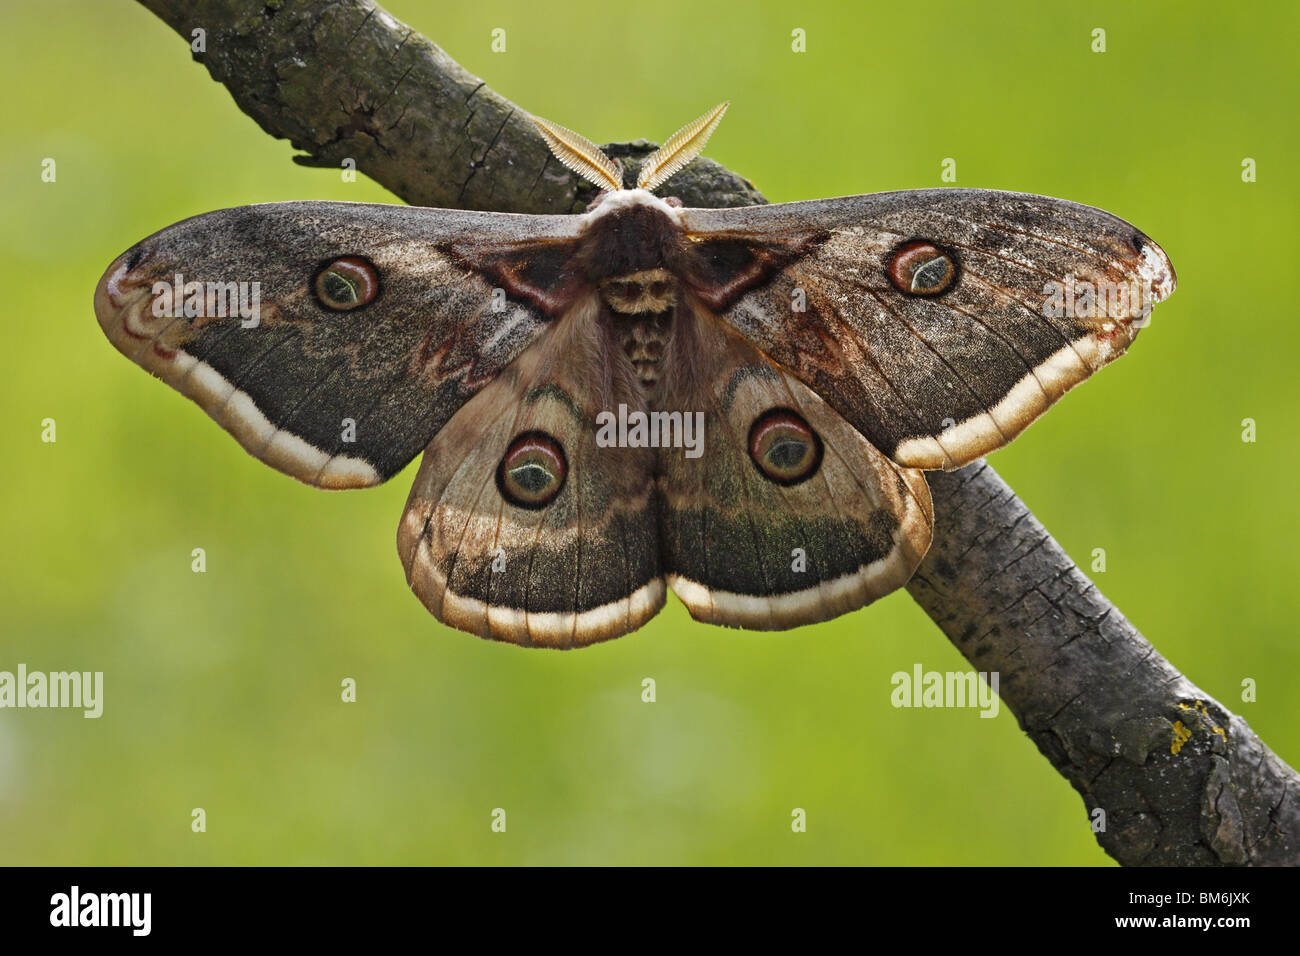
94;103;1176;648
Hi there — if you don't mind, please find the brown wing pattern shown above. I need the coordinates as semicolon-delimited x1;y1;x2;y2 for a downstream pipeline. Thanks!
397;296;664;647
94;201;586;487
95;186;1175;647
655;309;933;629
679;189;1176;469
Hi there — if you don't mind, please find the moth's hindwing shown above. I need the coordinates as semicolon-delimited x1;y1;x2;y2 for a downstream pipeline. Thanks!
680;188;1176;470
398;296;665;648
93;201;585;487
656;310;933;629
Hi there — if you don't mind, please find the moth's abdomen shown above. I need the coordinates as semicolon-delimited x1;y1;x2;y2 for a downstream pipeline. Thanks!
596;265;679;391
599;267;677;314
615;308;673;389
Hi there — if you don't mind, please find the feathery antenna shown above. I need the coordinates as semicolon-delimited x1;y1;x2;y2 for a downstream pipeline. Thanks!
636;102;729;192
530;102;731;194
530;113;624;193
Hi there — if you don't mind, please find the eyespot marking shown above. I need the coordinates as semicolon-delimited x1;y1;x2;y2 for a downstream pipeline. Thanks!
748;408;823;486
314;256;380;311
496;431;568;509
886;241;958;297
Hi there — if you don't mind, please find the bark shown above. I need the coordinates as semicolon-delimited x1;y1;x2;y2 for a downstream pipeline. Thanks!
134;0;1300;865
912;464;1298;865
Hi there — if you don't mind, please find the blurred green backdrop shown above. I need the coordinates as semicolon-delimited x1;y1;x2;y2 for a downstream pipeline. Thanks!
1;0;1296;866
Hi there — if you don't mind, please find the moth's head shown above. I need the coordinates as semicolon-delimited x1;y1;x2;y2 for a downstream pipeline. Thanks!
530;102;729;207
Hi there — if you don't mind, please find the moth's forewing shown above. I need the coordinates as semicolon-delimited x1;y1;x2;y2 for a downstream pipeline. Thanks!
93;201;584;487
680;189;1176;470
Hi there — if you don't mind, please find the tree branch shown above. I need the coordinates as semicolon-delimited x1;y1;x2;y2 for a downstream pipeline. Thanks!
135;0;1300;864
912;464;1298;865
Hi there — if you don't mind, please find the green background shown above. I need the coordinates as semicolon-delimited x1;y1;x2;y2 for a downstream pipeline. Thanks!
1;0;1296;865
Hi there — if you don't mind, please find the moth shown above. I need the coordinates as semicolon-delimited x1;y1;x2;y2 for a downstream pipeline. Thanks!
95;103;1176;648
